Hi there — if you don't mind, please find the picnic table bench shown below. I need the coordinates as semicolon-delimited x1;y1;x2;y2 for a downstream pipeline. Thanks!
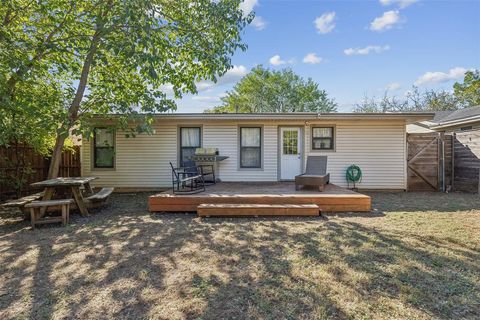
0;192;44;210
30;177;105;216
85;187;114;207
25;199;74;229
1;177;114;221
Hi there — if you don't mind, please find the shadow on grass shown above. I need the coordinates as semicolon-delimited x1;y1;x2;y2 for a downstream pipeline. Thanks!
0;191;479;319
367;191;480;213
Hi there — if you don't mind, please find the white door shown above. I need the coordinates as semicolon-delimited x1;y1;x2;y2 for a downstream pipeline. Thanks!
280;127;302;180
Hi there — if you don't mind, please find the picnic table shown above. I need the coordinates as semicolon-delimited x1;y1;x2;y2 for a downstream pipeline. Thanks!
31;177;98;216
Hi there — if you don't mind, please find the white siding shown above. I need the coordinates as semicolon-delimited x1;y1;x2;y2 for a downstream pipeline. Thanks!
305;121;406;189
81;119;407;190
82;124;177;188
203;124;278;181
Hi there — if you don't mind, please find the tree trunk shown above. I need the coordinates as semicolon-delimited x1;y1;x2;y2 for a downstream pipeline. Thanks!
47;134;67;179
47;27;102;179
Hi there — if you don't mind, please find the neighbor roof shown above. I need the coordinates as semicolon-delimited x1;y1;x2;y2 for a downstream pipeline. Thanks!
430;105;480;129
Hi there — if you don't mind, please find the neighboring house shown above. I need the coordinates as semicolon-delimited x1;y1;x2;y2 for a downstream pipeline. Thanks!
81;112;433;190
407;105;480;133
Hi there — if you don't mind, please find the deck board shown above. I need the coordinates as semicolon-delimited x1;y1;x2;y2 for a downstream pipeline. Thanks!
149;182;371;213
197;203;320;217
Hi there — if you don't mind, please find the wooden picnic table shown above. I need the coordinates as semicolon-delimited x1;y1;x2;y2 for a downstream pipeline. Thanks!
31;177;98;216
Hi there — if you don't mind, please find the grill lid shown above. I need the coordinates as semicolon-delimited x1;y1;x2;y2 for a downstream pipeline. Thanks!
195;148;218;155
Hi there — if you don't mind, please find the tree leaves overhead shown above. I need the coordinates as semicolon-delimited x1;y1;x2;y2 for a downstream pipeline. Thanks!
453;70;480;107
206;66;337;113
0;0;251;150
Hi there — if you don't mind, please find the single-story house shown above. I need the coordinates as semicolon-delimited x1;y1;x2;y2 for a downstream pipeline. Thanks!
407;105;480;133
81;112;433;191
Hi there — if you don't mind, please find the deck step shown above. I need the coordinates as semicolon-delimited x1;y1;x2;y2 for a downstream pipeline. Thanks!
197;203;320;217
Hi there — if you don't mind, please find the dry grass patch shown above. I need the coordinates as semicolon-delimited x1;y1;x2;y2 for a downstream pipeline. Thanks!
0;191;479;319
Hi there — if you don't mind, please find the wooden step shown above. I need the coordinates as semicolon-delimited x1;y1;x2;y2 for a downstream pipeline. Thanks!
197;203;320;217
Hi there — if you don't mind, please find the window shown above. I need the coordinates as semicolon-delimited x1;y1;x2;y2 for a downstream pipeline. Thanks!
180;127;201;166
312;127;334;150
282;130;298;155
240;127;261;168
93;128;115;168
460;126;473;131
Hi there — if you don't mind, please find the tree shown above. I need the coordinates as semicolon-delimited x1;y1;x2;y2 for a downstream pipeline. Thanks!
0;0;251;178
454;70;480;107
353;86;460;113
206;66;337;113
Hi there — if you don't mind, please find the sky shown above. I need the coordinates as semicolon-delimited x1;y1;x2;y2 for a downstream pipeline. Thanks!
173;0;480;113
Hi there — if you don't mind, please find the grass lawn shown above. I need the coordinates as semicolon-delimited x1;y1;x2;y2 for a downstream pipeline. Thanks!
0;191;479;319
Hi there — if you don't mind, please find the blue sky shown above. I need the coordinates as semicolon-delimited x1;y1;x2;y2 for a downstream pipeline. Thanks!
174;0;480;113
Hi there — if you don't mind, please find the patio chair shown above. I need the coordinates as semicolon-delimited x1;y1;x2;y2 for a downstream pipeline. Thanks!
170;162;205;194
295;156;330;192
182;160;216;185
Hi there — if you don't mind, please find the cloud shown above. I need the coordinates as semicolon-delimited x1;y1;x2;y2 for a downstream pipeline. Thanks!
302;53;322;64
370;10;401;31
239;0;258;16
344;45;390;56
314;12;336;34
196;65;248;90
385;82;401;91
192;93;226;103
251;16;266;30
380;0;418;9
414;67;468;86
269;55;286;66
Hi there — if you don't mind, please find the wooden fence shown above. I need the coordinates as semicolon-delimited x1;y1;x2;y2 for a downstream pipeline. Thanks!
407;129;480;193
0;145;81;201
453;130;480;193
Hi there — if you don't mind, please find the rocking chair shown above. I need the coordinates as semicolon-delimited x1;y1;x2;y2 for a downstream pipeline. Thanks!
170;162;205;194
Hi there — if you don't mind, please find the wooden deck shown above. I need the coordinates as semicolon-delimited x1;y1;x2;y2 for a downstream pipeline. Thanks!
149;182;371;215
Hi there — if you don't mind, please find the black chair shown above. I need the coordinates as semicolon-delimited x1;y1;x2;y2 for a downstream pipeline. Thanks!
170;162;205;194
182;160;216;185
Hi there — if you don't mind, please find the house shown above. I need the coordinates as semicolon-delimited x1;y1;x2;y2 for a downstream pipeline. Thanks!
407;105;480;133
81;112;433;191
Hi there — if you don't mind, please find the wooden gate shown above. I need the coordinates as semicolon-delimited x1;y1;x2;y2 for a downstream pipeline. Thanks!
407;133;453;191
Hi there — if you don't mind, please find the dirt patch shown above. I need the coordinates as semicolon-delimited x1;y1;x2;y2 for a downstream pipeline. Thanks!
0;192;479;319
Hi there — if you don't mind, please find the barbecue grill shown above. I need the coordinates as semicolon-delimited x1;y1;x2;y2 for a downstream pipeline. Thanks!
188;148;229;182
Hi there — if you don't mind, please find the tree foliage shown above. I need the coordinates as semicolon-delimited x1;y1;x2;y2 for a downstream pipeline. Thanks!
354;70;480;113
355;87;461;113
454;70;480;107
0;0;251;177
206;66;337;113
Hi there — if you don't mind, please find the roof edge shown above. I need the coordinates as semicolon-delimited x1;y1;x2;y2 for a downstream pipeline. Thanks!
92;112;435;123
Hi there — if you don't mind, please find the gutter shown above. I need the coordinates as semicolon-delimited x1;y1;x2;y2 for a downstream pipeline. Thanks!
430;115;480;130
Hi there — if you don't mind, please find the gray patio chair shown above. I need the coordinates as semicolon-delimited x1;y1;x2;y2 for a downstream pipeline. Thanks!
295;156;330;192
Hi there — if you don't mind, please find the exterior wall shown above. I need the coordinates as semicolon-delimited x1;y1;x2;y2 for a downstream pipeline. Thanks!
81;119;407;190
305;120;406;189
82;124;177;188
203;124;278;181
406;123;434;133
